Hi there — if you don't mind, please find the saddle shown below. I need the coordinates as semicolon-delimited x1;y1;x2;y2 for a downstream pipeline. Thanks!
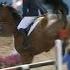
24;17;38;35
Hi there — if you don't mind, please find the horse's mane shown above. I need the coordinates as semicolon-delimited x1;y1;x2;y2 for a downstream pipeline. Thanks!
7;6;22;26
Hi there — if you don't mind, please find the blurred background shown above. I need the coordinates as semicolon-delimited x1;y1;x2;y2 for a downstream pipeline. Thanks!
0;0;70;16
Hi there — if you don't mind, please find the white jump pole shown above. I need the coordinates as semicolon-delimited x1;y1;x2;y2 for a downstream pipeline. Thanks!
0;60;55;70
55;39;63;70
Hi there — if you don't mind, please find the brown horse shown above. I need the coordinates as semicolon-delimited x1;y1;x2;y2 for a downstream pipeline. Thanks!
15;15;65;64
0;3;69;69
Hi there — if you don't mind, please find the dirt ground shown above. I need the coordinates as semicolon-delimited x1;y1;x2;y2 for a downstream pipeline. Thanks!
0;36;68;70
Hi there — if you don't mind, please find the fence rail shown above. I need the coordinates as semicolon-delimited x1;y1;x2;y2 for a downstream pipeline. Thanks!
0;60;55;70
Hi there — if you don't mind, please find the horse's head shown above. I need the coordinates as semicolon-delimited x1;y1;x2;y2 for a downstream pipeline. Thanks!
0;3;21;36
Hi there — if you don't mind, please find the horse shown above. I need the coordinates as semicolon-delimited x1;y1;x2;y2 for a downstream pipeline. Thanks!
15;14;67;64
0;3;70;70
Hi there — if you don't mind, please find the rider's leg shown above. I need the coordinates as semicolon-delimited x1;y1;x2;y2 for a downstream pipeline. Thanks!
17;16;36;49
17;16;36;34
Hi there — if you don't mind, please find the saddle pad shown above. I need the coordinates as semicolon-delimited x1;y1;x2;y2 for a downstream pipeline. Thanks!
27;17;44;36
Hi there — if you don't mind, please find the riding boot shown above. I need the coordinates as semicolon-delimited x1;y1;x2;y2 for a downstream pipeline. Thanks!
18;28;29;50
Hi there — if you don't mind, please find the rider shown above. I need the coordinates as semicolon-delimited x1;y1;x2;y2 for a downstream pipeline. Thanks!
17;0;69;49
